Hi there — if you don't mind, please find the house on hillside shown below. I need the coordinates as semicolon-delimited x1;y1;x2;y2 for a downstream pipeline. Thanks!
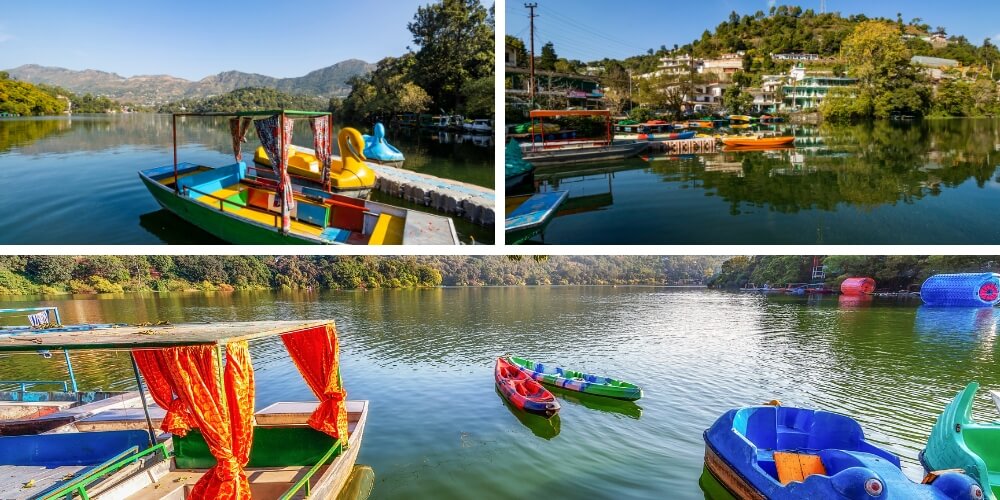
782;64;857;110
702;52;745;79
911;55;960;81
772;53;820;62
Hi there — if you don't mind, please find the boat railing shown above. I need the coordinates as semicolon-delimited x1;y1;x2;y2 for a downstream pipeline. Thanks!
41;442;172;500
183;185;281;229
278;439;343;500
0;379;69;394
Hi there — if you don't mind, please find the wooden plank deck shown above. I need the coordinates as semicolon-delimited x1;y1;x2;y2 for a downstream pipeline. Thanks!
0;464;87;499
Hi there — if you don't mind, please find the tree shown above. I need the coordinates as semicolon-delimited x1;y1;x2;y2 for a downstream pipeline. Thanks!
26;256;75;285
722;85;753;114
409;0;493;112
397;82;432;114
539;42;558;71
459;76;493;117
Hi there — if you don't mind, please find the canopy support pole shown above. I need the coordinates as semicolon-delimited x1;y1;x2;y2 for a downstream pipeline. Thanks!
172;114;179;193
129;352;158;447
48;308;78;393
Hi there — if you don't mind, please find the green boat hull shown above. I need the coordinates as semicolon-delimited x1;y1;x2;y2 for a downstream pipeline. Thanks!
922;381;1000;499
508;356;643;401
141;174;319;245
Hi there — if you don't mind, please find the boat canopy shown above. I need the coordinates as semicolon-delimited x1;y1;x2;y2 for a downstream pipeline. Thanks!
0;320;350;499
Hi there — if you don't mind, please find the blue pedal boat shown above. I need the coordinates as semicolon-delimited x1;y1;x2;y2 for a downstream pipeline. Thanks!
702;405;984;499
362;122;405;167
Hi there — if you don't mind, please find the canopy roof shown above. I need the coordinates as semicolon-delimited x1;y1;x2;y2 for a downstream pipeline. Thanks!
530;109;611;118
172;110;331;118
0;320;330;352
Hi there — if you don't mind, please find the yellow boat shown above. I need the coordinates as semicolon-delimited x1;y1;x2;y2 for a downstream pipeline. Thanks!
254;128;376;195
721;136;796;148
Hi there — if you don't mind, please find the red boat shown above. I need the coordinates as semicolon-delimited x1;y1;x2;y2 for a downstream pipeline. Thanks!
495;357;560;417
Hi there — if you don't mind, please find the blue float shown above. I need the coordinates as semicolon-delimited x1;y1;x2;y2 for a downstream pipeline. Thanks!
702;405;983;499
362;123;405;166
920;273;1000;307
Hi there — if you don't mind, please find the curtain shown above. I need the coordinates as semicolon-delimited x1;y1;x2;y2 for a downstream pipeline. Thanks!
281;324;349;445
309;116;332;188
228;117;253;162
133;345;255;499
253;115;296;233
131;350;193;436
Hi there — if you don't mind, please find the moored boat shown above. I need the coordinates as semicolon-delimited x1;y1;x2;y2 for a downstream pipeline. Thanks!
521;109;649;166
494;357;560;417
361;122;406;167
703;404;983;499
508;356;642;401
729;114;753;122
921;382;1000;499
505;139;535;191
505;191;569;245
721;136;796;148
463;118;493;134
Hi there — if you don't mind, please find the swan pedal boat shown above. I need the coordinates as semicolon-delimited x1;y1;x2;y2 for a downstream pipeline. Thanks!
921;382;1000;500
703;404;984;499
507;356;643;401
252;128;377;196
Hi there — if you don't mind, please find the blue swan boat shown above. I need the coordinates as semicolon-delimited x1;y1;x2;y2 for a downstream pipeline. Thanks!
362;122;405;167
702;405;983;499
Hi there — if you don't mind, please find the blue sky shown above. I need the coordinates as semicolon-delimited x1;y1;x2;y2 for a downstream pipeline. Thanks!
0;0;454;80
505;0;1000;63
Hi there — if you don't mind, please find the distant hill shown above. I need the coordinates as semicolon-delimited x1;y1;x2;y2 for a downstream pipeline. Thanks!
5;59;375;104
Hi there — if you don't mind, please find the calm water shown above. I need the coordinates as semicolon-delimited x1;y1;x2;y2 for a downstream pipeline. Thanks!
2;287;999;499
0;114;494;244
527;118;1000;244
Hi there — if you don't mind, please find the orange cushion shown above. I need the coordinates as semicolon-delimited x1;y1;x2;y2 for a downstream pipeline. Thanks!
774;452;826;485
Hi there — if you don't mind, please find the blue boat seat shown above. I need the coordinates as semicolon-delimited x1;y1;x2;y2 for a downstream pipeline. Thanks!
0;430;150;467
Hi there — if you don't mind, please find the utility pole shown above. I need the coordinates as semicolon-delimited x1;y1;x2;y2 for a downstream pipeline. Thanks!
820;0;826;14
526;3;538;108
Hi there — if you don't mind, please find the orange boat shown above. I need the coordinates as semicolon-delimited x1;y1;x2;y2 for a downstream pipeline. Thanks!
721;136;796;148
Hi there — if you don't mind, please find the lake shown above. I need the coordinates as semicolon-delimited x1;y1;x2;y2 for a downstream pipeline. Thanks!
0;114;494;244
2;287;997;499
525;118;1000;244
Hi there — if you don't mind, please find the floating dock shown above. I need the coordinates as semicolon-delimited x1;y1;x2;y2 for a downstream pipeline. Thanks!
368;164;495;227
645;137;718;154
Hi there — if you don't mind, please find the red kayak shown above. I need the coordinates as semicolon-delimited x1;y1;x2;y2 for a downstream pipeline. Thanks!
495;357;560;417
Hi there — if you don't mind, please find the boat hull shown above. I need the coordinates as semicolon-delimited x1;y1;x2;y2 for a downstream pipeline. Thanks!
508;356;643;401
523;141;649;167
721;137;796;148
494;357;560;417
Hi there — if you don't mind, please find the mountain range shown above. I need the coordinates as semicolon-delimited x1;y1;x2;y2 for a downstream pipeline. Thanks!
4;59;374;104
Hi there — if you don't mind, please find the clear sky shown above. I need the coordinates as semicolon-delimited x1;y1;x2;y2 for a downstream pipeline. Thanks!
0;0;448;80
505;0;1000;63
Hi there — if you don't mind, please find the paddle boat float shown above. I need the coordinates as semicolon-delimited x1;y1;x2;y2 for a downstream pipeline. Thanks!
140;110;459;245
0;320;368;500
921;382;1000;499
507;356;642;401
361;122;406;167
495;357;560;418
702;404;984;500
505;190;568;245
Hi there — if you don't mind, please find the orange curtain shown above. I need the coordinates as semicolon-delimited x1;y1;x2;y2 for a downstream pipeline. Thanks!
281;324;349;445
131;349;193;436
133;344;255;500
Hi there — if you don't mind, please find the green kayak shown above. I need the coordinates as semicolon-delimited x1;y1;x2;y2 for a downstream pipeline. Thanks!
921;381;1000;499
508;356;643;401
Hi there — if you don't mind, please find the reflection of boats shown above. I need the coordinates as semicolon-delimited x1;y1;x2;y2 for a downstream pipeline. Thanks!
508;356;643;401
721;136;796;148
494;357;560;417
548;385;642;419
141;111;459;245
505;191;569;245
496;387;561;440
703;404;982;500
522;110;650;166
1;321;369;499
921;382;1000;499
362;122;405;167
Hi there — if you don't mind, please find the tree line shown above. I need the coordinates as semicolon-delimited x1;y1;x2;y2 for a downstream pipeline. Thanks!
0;256;725;296
708;256;1000;291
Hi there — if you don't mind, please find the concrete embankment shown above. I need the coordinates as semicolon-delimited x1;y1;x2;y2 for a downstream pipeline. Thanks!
368;163;495;227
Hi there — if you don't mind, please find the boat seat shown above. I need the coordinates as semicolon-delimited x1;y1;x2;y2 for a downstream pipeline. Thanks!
367;213;404;245
320;227;351;243
774;451;826;485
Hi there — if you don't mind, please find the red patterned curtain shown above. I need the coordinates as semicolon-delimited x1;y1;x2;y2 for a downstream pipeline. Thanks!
281;324;349;445
253;115;296;233
133;344;256;499
228;117;253;162
309;116;332;188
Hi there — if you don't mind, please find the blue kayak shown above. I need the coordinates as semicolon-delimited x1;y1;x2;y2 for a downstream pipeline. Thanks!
362;122;405;166
702;405;983;499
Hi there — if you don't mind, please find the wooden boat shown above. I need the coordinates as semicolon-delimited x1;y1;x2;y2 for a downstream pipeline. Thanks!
9;321;368;500
703;404;983;499
689;119;715;129
505;191;569;245
494;357;559;418
921;382;1000;499
141;111;459;245
721;136;796;148
508;356;642;401
522;141;649;166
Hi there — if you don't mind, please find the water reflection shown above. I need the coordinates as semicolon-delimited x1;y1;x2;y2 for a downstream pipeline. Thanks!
549;385;643;420
339;465;376;500
496;387;561;440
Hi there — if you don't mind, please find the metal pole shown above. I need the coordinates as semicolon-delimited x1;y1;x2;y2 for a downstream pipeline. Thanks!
48;307;78;392
129;352;158;447
526;3;538;108
172;114;178;193
279;111;286;233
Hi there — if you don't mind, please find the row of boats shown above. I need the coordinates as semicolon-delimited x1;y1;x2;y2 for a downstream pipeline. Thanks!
703;385;999;499
0;309;369;499
396;113;493;133
139;112;462;246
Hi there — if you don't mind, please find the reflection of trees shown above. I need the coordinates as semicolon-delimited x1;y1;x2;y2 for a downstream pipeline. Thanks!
0;118;73;153
645;119;1000;213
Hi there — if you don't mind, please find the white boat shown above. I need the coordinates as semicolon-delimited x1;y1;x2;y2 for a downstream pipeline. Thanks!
463;118;493;134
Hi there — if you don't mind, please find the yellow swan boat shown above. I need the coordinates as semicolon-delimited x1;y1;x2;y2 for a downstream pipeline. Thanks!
254;128;376;195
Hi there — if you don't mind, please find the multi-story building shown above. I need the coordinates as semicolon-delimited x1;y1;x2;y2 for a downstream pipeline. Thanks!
747;75;786;113
772;53;820;62
782;64;857;110
701;52;745;78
